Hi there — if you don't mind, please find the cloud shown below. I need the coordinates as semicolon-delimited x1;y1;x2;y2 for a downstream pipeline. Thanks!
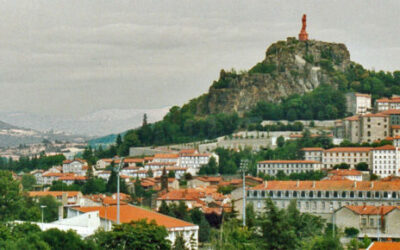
0;0;399;121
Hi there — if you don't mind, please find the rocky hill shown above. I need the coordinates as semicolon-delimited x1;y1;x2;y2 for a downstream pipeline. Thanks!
193;37;351;115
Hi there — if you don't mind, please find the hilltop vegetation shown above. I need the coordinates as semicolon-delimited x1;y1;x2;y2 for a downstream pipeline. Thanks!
96;37;400;150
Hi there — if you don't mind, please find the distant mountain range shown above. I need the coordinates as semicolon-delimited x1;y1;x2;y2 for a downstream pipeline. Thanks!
0;120;88;147
0;107;169;137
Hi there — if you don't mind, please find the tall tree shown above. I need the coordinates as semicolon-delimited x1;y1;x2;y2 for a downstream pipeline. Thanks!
0;171;24;221
92;219;171;250
161;167;168;191
258;199;298;249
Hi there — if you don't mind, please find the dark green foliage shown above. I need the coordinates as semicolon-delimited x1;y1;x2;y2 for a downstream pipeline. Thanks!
277;136;285;148
91;219;171;250
217;185;236;195
173;234;188;250
259;170;327;181
41;228;95;250
21;174;36;191
198;157;218;175
199;216;211;242
333;163;350;170
49;181;81;191
355;162;369;171
0;171;24;222
344;227;359;238
0;154;65;172
247;85;346;121
81;178;106;194
258;199;298;249
106;170;127;194
82;146;96;166
158;200;170;215
38;195;61;222
249;62;277;74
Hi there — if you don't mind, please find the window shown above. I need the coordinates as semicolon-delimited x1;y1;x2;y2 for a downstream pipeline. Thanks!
334;191;338;198
317;191;322;198
358;192;363;198
342;192;346;198
261;191;265;197
325;191;330;198
350;191;354;198
370;218;374;227
269;191;274;197
301;191;306;197
285;191;289;197
309;191;314;198
253;191;258;197
375;192;380;198
293;191;298;197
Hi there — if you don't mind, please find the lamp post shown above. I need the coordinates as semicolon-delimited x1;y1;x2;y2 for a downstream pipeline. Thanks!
40;205;47;223
240;159;249;227
330;203;335;238
114;157;125;225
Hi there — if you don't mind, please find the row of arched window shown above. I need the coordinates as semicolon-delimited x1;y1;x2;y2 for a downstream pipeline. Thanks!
247;190;398;199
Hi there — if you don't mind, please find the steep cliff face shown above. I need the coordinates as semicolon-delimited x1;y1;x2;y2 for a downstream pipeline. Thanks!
196;37;351;115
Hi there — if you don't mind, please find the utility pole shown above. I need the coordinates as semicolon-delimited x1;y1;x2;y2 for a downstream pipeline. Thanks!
114;157;125;225
40;205;47;223
240;159;249;227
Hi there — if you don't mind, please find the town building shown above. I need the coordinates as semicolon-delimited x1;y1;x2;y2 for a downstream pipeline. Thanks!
302;147;324;162
345;92;372;115
337;113;390;144
367;242;400;249
327;169;363;181
246;180;400;221
371;144;400;178
178;149;217;175
62;159;88;176
335;205;400;240
257;160;322;176
156;186;231;213
69;205;199;249
322;147;372;169
360;113;390;143
29;191;83;207
376;96;400;111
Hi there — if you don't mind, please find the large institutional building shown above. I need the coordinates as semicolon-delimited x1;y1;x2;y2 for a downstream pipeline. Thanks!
256;160;322;176
246;180;400;221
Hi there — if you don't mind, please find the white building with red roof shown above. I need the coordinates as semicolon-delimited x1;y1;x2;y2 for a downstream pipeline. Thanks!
371;144;400;177
68;205;198;249
62;159;88;176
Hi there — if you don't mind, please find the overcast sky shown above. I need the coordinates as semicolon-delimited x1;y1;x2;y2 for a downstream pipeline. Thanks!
0;0;399;118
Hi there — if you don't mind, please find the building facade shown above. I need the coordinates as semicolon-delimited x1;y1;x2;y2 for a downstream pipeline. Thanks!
322;147;372;169
257;160;322;176
247;180;400;221
345;92;372;115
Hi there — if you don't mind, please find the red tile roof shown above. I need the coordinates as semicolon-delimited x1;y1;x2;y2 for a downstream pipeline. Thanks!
355;93;371;98
344;205;398;215
74;205;195;229
154;154;179;159
362;113;388;117
328;169;362;176
325;147;372;152
29;191;81;198
368;242;400;250
250;180;400;191
301;147;324;151
372;145;396;151
345;115;360;121
258;160;320;164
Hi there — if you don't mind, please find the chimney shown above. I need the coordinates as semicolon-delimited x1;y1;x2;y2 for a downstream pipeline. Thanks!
296;180;300;187
264;181;268;188
62;192;68;206
312;181;316;188
370;182;374;188
353;181;357;188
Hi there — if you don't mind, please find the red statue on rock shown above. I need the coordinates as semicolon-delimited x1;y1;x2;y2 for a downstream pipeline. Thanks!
298;14;308;41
